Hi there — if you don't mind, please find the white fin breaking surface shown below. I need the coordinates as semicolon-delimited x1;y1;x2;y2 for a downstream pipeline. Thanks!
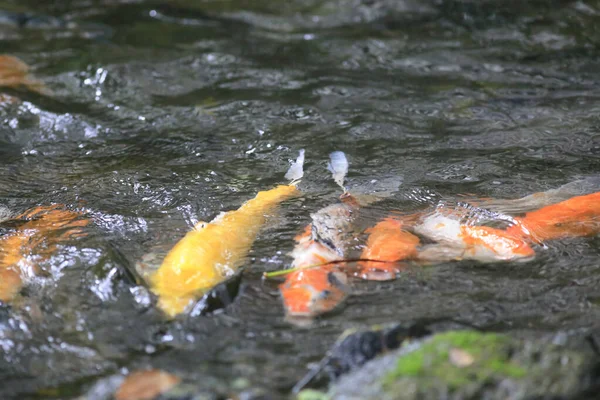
285;149;305;182
328;151;349;191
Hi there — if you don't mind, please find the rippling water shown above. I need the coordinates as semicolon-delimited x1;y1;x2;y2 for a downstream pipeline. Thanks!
2;0;600;398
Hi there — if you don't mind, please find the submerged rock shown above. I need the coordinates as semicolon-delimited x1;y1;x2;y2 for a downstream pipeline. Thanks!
325;330;600;400
115;369;181;400
0;205;13;223
293;322;432;393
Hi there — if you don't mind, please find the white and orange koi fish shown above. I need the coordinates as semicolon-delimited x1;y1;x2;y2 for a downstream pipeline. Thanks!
280;152;367;320
359;181;600;270
412;207;535;263
149;151;305;318
282;173;600;321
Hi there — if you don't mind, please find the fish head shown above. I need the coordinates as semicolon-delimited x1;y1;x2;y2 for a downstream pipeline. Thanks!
309;203;358;257
280;266;349;320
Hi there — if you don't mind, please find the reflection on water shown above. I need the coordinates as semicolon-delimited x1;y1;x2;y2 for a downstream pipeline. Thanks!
2;0;600;398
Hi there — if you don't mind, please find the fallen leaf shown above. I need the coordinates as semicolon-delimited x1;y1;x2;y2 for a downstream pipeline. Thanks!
449;347;475;367
115;369;180;400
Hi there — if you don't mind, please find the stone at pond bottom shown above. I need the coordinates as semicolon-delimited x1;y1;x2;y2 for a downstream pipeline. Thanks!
323;330;600;400
115;369;181;400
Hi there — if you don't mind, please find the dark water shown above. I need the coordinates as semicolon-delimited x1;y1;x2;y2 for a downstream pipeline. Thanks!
2;0;600;398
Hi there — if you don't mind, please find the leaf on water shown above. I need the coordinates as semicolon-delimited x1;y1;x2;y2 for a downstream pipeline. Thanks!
327;151;348;190
449;347;475;368
115;369;181;400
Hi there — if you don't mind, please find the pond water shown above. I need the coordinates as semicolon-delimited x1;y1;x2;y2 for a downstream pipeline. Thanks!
2;0;600;398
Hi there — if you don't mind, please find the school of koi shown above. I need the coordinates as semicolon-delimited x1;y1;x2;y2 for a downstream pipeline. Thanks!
1;151;600;324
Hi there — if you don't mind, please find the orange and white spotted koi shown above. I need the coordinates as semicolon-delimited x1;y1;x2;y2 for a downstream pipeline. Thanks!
280;177;600;321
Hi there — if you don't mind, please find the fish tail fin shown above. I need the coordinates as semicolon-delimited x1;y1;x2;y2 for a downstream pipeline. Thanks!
328;151;349;193
285;149;305;185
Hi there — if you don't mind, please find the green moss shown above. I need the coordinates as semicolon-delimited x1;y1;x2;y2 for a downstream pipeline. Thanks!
385;331;526;389
297;389;330;400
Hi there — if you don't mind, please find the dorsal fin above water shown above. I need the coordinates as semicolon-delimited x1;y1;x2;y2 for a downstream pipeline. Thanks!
328;151;348;192
285;149;305;183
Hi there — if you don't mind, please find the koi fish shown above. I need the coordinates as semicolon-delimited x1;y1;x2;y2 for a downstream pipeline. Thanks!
283;176;600;321
149;151;305;318
412;209;535;263
354;217;420;281
0;204;89;302
279;264;349;320
280;152;366;320
505;191;600;242
481;177;600;215
355;204;534;279
280;217;353;319
0;55;48;94
358;182;600;268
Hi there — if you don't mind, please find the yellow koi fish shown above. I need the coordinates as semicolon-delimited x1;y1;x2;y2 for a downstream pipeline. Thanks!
150;151;305;318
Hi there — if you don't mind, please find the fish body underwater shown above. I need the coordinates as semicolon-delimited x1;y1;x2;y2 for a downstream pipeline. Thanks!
506;191;600;242
279;182;600;320
481;177;600;214
280;152;361;320
150;151;305;318
0;54;48;94
412;209;535;263
280;221;352;319
0;205;89;302
355;217;420;280
359;184;600;268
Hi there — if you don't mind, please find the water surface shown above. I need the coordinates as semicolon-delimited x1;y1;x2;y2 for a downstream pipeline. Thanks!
2;0;600;398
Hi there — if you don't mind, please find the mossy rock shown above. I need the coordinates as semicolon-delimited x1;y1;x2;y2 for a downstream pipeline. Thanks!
385;330;526;388
328;330;599;400
297;389;330;400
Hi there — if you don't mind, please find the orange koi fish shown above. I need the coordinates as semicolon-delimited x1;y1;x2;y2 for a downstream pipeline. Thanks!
355;217;420;280
280;264;349;320
357;182;600;268
150;151;305;318
0;55;47;94
0;205;89;302
506;191;600;242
